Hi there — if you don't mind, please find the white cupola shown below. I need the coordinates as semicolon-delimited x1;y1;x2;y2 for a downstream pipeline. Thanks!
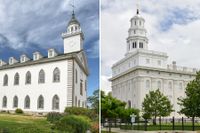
126;8;148;55
61;11;84;54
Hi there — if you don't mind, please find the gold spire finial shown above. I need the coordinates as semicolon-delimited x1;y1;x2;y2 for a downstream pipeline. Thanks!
136;0;140;14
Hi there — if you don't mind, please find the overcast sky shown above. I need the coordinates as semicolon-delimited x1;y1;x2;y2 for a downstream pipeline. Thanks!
101;0;200;93
0;0;99;96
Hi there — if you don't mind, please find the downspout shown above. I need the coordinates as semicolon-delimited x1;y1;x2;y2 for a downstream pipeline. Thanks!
72;59;75;107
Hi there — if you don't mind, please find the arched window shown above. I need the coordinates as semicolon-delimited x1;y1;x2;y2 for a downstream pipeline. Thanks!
2;96;7;108
24;95;30;109
26;71;31;84
80;80;83;96
53;68;60;82
146;80;150;89
38;95;44;109
38;69;45;83
52;95;59;110
75;96;77;107
3;74;8;86
157;81;161;89
14;73;19;85
13;96;18;108
168;82;172;90
128;100;131;108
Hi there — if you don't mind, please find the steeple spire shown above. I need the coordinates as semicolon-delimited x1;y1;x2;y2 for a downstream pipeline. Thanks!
136;9;139;15
70;0;75;18
136;0;140;15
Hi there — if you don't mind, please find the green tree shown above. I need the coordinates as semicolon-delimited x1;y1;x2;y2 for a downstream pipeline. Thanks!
101;91;139;132
101;91;126;119
142;89;173;125
101;91;139;119
178;71;200;130
87;89;99;114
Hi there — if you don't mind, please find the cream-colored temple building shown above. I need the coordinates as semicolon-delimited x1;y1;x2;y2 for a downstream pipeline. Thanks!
110;9;197;117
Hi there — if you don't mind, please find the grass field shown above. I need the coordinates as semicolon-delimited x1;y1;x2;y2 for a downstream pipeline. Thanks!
0;113;58;133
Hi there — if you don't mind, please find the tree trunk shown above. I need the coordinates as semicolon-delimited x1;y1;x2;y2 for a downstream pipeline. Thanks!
153;116;157;125
192;116;195;131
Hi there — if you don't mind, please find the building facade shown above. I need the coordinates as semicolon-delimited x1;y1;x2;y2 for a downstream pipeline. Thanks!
110;9;197;117
0;13;89;114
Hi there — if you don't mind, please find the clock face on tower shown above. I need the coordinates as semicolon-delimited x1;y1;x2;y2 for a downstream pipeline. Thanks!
69;41;76;48
64;34;83;53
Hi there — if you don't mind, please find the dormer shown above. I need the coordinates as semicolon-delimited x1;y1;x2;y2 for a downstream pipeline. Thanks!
0;59;7;67
9;57;18;65
48;48;58;58
33;52;43;61
20;54;30;63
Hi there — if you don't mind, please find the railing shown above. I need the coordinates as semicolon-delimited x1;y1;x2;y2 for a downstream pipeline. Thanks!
102;117;200;132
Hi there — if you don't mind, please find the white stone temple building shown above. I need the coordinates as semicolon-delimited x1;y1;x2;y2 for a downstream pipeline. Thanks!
0;12;89;114
110;9;197;117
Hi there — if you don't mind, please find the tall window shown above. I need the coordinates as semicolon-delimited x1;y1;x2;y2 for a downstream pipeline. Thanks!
26;71;31;84
38;95;44;109
13;96;18;108
168;82;172;90
75;69;78;83
128;100;131;108
39;69;45;83
24;95;30;109
139;42;143;48
85;80;87;91
132;42;137;48
80;80;83;96
179;83;183;90
157;81;161;89
14;73;19;85
2;96;7;108
52;95;59;110
146;80;150;89
3;74;8;86
53;68;60;82
75;96;77;107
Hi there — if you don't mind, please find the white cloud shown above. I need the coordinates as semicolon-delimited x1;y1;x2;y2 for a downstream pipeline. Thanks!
101;0;200;92
101;75;111;94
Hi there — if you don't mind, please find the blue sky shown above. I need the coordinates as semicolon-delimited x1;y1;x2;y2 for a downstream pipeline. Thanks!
101;0;200;93
0;0;99;96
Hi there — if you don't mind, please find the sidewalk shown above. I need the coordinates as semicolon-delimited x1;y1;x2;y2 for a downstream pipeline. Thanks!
101;128;199;133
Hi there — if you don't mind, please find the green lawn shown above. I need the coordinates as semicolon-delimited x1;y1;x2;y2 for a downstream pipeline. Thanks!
0;113;59;133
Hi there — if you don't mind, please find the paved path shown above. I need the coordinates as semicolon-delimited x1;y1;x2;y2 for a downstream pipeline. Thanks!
101;128;200;133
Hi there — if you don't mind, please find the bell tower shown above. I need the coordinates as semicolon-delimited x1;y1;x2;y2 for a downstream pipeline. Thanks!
62;11;84;54
126;6;148;55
